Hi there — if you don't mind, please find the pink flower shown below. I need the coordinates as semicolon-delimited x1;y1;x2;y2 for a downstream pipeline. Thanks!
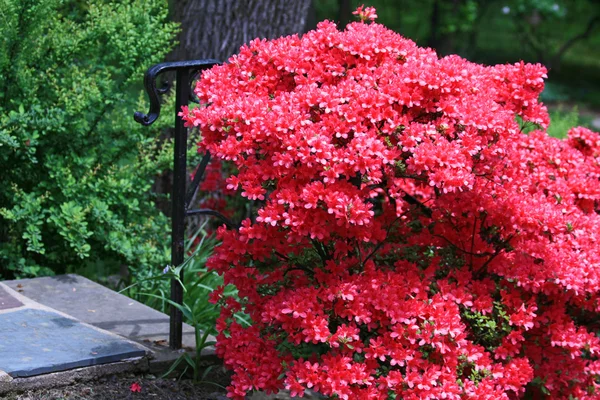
130;382;142;393
352;5;378;22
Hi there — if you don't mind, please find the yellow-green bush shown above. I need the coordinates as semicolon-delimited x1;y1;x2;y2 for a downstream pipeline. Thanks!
0;0;178;278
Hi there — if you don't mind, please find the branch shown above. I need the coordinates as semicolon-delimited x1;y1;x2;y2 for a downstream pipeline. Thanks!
474;234;514;280
402;191;433;218
283;265;314;278
362;215;404;266
354;238;363;266
310;239;329;266
551;15;600;70
431;234;494;259
274;251;314;278
274;251;290;261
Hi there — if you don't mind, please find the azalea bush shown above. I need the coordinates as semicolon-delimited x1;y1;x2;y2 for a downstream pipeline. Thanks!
183;7;600;399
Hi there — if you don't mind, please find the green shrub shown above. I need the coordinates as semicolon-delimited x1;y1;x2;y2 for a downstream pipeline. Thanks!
547;106;581;139
0;0;178;278
124;225;248;335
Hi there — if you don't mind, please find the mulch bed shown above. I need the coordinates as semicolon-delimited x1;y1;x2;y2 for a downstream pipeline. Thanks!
4;372;230;400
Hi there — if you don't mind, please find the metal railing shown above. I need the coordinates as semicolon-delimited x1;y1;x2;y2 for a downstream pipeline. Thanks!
134;60;236;349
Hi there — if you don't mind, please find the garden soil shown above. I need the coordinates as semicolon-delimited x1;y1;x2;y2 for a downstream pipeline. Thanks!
2;373;230;400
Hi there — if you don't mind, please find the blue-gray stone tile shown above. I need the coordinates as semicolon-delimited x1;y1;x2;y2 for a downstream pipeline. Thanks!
0;308;146;377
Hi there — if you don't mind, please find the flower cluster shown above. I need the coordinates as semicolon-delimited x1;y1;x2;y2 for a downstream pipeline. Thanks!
183;8;600;399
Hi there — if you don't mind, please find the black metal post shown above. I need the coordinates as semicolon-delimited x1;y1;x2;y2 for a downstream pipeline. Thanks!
170;68;190;350
135;59;240;351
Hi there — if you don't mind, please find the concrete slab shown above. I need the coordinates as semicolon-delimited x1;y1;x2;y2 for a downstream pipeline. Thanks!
3;274;217;371
0;308;146;377
0;285;23;310
4;274;197;348
0;275;221;395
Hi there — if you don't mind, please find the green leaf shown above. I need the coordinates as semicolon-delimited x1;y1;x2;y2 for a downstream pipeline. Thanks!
139;292;195;323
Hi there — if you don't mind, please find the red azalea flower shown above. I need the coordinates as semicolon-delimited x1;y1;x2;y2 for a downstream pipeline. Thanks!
130;382;142;393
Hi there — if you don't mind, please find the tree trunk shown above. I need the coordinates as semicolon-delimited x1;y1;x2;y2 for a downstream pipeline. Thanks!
427;0;463;55
427;0;441;50
169;0;312;62
337;0;352;29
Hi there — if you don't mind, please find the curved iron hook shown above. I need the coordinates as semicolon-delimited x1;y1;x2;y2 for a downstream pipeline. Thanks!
157;81;171;95
188;70;204;104
134;59;220;126
186;208;239;229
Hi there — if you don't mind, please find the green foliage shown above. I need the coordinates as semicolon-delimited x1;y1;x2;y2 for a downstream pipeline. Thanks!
461;302;512;349
0;0;178;278
437;0;480;36
547;107;581;139
124;226;247;382
123;224;247;334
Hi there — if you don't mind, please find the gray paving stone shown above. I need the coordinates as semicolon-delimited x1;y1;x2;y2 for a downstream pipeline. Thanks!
4;275;197;348
0;285;23;310
3;274;218;372
0;308;146;377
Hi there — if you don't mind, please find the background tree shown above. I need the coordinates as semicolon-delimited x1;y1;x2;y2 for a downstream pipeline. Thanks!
507;0;600;70
168;0;313;61
426;0;484;56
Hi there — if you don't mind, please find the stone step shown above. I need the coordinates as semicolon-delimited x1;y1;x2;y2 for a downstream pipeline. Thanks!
0;307;147;377
0;274;218;395
3;274;217;368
